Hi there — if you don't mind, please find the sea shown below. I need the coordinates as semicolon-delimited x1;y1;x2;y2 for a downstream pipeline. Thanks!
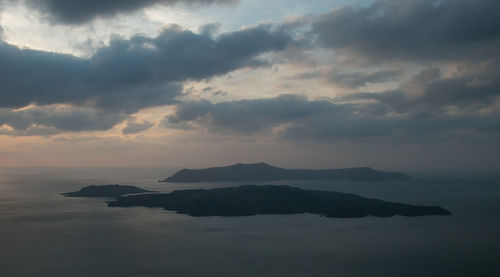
0;167;499;277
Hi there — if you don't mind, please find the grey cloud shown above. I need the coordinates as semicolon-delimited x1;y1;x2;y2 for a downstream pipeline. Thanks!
0;125;61;136
0;106;126;133
293;71;322;80
165;94;343;134
27;0;236;25
0;40;181;113
198;86;228;96
306;0;500;120
328;69;400;88
163;94;500;141
346;64;500;114
0;24;293;113
212;90;228;96
199;23;221;37
122;120;154;134
293;69;400;89
280;114;500;142
312;0;500;63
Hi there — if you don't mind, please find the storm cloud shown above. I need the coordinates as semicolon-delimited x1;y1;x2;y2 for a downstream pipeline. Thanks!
25;0;236;24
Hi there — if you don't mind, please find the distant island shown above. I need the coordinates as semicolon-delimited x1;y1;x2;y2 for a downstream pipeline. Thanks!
107;185;450;218
62;184;152;198
160;163;410;182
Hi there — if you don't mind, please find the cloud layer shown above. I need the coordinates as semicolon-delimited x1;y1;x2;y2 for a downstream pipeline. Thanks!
308;0;500;138
25;0;236;24
1;24;291;111
312;0;500;63
0;24;292;133
0;105;125;135
164;94;500;141
346;65;500;114
0;0;498;165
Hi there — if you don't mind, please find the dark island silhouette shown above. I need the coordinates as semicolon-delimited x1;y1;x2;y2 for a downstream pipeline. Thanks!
160;162;410;183
107;185;450;218
62;184;152;198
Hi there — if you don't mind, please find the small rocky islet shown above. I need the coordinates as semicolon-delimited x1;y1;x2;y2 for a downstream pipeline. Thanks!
62;184;152;198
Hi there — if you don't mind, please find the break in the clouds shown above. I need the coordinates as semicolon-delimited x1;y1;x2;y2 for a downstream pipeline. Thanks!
24;0;236;24
122;120;154;135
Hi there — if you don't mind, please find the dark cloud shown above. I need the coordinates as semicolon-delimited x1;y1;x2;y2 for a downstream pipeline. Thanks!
0;39;181;113
0;125;61;136
293;71;322;80
309;0;500;129
197;86;228;96
122;120;154;134
2;0;498;144
212;90;228;97
292;68;400;89
199;23;221;37
312;0;500;63
163;94;500;141
0;24;292;135
328;69;400;88
165;94;342;134
346;64;500;114
280;113;500;142
26;0;236;25
0;106;126;134
0;24;293;114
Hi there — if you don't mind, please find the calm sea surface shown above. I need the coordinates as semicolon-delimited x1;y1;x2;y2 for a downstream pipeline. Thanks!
1;167;499;276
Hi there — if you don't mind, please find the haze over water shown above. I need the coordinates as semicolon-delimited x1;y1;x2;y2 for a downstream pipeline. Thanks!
1;167;499;276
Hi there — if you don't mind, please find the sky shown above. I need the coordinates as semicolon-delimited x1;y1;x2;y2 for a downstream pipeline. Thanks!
0;0;499;171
